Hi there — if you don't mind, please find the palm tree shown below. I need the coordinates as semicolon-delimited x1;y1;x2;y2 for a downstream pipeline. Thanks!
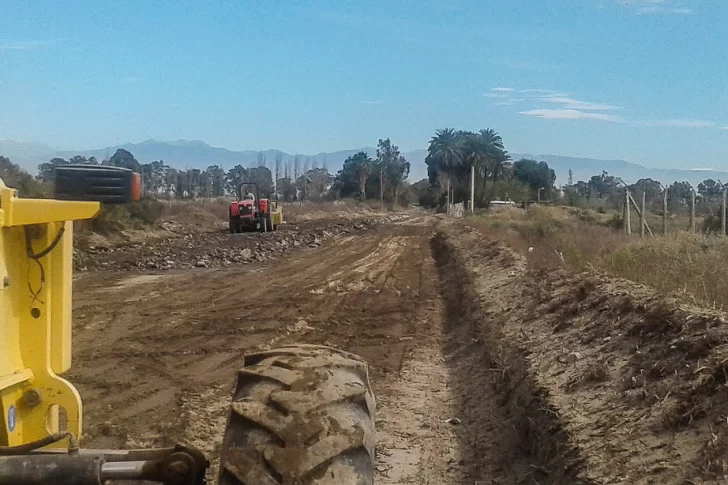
458;129;505;207
354;154;374;199
428;128;462;186
486;149;511;203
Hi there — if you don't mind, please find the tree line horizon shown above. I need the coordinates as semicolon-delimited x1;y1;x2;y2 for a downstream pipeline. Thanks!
0;128;723;212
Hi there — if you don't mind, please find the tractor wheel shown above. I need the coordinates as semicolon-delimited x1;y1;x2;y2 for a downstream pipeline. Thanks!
266;216;274;232
218;345;376;485
229;218;236;234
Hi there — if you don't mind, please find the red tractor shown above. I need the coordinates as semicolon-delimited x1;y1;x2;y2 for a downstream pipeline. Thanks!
228;182;282;233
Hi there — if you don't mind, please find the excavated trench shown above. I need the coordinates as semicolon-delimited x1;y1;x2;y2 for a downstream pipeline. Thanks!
430;231;592;484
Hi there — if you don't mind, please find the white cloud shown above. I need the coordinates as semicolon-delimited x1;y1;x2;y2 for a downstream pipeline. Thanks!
491;87;515;93
495;98;526;106
496;86;721;129
361;100;383;105
520;109;622;122
0;40;56;50
520;88;561;95
541;95;618;111
638;6;692;14
635;118;715;128
616;0;693;15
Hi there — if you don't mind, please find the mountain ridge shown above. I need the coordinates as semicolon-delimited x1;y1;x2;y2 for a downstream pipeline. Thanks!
2;139;727;187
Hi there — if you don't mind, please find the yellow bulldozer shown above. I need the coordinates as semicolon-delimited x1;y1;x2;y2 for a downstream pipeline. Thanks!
0;165;375;485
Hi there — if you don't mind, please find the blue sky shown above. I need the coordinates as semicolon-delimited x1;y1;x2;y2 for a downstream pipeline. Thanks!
1;0;727;169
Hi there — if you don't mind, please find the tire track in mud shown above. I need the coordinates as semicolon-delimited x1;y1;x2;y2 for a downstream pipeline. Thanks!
69;219;462;482
71;216;595;484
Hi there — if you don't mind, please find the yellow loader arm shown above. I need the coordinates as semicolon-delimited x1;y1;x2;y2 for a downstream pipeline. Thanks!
0;179;98;448
0;167;208;485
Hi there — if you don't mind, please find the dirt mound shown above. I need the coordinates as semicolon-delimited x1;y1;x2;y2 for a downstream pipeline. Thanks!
449;223;728;484
431;231;590;484
162;204;228;231
74;214;410;271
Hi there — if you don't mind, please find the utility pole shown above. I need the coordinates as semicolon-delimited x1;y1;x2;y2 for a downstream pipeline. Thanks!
723;188;727;236
663;190;668;236
470;164;475;213
380;165;384;209
446;177;450;215
690;188;696;233
640;191;646;238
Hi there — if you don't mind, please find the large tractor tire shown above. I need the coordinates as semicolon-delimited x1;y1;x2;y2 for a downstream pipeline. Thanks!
218;345;376;485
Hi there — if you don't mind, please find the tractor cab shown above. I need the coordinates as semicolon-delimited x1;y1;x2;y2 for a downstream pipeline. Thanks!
228;183;283;233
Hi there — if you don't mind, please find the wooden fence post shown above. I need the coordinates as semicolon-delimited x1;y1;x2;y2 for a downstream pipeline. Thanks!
628;192;654;236
625;189;631;235
663;189;668;236
640;191;646;238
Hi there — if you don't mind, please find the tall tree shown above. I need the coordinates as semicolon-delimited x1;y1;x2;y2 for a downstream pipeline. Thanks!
226;165;247;196
629;178;662;206
2;157;48;197
513;159;556;198
587;171;620;199
294;155;301;180
108;149;140;171
376;138;410;203
667;181;693;211
206;165;226;196
274;151;283;197
425;128;462;192
247;166;274;198
38;157;69;182
459;129;505;205
698;178;721;202
334;152;374;198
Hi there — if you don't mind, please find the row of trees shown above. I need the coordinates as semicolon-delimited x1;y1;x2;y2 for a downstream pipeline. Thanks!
331;138;411;203
564;170;721;213
38;149;334;202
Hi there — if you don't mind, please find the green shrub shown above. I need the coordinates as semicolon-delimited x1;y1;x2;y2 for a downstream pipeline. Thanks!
418;189;439;209
90;198;165;233
127;198;165;224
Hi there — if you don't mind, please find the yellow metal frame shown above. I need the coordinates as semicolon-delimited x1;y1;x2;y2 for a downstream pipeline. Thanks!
0;179;99;447
271;202;283;226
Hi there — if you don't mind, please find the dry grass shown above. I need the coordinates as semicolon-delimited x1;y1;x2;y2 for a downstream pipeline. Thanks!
469;205;728;310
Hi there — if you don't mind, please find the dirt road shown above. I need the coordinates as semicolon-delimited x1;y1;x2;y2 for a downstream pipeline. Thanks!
70;215;520;483
68;213;728;484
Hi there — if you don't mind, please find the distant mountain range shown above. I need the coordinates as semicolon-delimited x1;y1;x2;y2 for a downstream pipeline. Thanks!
1;138;726;187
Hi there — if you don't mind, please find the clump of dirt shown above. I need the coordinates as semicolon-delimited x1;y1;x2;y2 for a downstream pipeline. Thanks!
453;222;728;484
74;214;409;272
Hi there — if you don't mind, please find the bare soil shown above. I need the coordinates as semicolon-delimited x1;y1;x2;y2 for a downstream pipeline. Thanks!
66;211;728;484
449;221;728;484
